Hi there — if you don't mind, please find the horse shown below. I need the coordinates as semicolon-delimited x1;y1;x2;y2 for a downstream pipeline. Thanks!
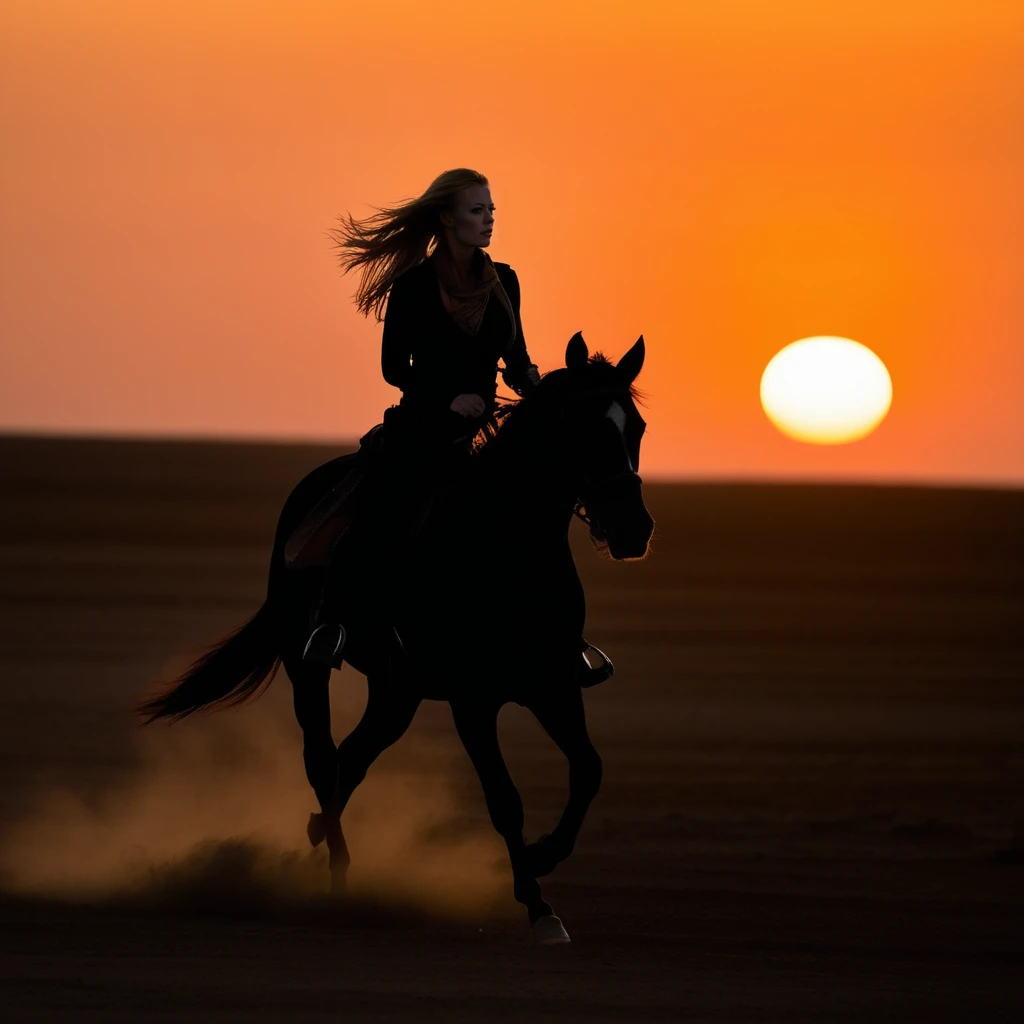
138;330;654;944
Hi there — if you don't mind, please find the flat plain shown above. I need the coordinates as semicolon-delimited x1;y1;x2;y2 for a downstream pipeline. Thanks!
0;435;1021;1022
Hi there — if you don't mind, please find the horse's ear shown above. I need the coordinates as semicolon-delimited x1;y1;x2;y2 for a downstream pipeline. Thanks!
617;335;645;384
565;331;588;370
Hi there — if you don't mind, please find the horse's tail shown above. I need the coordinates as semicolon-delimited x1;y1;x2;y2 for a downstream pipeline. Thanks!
137;599;282;724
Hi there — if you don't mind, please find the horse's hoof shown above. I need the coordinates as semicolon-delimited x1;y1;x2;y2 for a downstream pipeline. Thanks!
307;812;327;848
532;914;570;945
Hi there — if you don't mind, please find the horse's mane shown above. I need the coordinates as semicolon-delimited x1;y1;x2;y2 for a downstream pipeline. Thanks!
470;352;645;457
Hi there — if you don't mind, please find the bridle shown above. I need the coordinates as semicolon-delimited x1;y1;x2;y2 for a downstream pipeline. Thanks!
554;386;644;532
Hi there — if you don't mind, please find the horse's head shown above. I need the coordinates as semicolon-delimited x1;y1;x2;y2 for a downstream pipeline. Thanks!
545;331;654;560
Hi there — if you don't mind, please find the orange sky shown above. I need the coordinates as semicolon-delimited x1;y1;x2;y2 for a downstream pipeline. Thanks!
2;0;1022;483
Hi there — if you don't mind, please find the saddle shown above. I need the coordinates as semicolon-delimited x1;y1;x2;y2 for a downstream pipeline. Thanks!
282;423;385;570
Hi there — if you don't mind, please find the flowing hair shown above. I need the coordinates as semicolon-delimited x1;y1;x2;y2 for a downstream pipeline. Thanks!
328;168;490;321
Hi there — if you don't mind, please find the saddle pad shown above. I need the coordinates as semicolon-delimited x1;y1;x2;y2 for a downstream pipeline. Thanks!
283;460;368;570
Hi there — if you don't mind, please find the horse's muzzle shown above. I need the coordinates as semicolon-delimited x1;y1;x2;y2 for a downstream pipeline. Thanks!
585;472;654;561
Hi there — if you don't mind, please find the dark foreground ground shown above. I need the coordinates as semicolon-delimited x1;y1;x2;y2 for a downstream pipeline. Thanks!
0;435;1021;1022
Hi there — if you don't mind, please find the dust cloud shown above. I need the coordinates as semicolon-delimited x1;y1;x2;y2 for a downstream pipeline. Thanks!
0;691;510;920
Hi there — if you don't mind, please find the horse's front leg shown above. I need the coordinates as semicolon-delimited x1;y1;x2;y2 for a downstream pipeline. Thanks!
285;656;349;888
450;699;569;944
522;684;603;878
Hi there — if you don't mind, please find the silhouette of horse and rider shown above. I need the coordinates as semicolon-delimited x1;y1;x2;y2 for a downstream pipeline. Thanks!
139;169;654;945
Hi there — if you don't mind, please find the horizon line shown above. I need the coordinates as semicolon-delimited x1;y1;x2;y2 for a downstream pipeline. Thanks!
1;427;1021;494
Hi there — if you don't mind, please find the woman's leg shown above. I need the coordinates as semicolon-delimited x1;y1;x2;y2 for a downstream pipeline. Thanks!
303;452;405;666
303;479;380;666
303;422;454;666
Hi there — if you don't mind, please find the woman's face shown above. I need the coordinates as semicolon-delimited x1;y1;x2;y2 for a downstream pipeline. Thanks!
440;184;495;249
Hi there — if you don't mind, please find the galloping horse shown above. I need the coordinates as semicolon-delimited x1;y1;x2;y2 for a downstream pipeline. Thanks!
139;331;653;944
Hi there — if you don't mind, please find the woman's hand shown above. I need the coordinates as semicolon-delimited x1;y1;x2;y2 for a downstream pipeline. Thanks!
449;393;486;418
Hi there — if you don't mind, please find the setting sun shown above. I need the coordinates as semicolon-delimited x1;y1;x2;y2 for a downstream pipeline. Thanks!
760;337;893;445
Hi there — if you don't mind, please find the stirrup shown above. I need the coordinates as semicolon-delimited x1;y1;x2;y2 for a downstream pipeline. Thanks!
303;623;347;669
580;642;614;687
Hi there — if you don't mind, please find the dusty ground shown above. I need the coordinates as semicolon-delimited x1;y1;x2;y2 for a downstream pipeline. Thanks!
0;435;1021;1022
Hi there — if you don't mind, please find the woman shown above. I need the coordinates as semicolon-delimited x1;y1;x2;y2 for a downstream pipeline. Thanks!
303;168;541;666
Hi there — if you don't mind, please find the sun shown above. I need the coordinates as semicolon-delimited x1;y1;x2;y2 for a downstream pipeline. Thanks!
760;336;892;445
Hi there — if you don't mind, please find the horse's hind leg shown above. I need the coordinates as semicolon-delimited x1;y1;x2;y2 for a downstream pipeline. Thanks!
335;670;420;809
450;699;562;939
284;655;350;887
330;670;420;888
523;685;603;878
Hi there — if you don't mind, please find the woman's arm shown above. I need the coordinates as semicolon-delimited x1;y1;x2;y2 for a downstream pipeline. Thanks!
381;272;417;391
500;268;541;395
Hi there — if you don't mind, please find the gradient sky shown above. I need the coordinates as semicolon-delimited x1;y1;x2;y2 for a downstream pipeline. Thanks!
2;1;1022;483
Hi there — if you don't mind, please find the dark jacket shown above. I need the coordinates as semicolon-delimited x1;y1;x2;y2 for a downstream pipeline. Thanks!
380;257;537;433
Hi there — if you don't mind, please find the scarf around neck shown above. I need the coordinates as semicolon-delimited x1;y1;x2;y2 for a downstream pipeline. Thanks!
430;243;517;350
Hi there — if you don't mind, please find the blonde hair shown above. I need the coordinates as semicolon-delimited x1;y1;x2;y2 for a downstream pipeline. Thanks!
328;168;489;321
